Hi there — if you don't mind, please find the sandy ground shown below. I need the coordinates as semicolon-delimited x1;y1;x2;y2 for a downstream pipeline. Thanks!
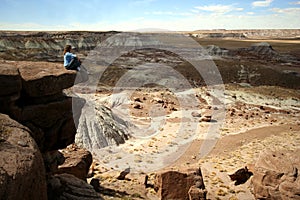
82;83;300;200
182;124;300;200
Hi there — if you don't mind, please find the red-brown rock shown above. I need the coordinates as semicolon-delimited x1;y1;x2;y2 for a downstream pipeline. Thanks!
0;61;85;152
58;148;93;181
0;114;47;200
154;168;206;200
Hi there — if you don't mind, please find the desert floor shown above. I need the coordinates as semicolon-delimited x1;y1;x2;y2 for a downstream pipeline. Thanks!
85;83;300;200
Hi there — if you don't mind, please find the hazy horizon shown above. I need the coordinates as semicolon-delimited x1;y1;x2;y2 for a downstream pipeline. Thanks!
0;0;300;31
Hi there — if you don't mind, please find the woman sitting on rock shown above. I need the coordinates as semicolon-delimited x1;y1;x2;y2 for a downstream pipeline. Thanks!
63;45;81;71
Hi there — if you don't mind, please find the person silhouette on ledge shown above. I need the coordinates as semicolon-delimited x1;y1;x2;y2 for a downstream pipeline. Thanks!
63;45;89;82
63;45;81;71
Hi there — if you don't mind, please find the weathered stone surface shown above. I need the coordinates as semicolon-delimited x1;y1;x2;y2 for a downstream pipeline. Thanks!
0;114;47;200
0;93;20;115
0;63;21;96
205;45;229;57
0;61;88;199
58;148;93;181
188;186;207;200
47;173;102;200
252;149;300;200
16;96;85;152
18;63;76;97
43;150;65;173
0;63;21;115
76;103;129;150
154;168;206;200
249;42;277;56
20;97;73;128
0;61;85;152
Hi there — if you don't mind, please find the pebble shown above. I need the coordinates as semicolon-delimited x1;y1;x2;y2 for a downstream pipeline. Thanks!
17;140;28;147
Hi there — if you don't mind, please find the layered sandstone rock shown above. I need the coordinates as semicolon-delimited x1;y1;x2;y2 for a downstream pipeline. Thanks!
0;114;47;200
0;61;85;152
252;149;300;200
190;29;300;39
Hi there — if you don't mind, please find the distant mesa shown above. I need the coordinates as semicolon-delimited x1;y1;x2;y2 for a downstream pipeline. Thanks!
249;42;276;55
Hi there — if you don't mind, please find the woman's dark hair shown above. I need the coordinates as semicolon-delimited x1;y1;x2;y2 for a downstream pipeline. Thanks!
63;45;72;55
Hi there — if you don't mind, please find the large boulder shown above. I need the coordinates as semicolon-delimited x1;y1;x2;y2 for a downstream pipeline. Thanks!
58;147;93;181
154;168;206;200
0;114;47;200
252;149;300;200
47;173;102;200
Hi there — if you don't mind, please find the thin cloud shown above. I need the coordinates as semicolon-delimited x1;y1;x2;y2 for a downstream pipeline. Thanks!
146;11;193;16
289;1;300;4
195;4;244;14
271;7;300;13
252;0;273;7
0;22;67;31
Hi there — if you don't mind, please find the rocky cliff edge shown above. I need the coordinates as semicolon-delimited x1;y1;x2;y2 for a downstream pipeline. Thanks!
0;60;101;200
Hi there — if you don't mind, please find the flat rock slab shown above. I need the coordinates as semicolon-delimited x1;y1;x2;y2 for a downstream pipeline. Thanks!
18;62;77;97
58;148;93;181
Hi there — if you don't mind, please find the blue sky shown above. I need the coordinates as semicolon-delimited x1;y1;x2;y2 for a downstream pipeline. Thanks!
0;0;299;31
